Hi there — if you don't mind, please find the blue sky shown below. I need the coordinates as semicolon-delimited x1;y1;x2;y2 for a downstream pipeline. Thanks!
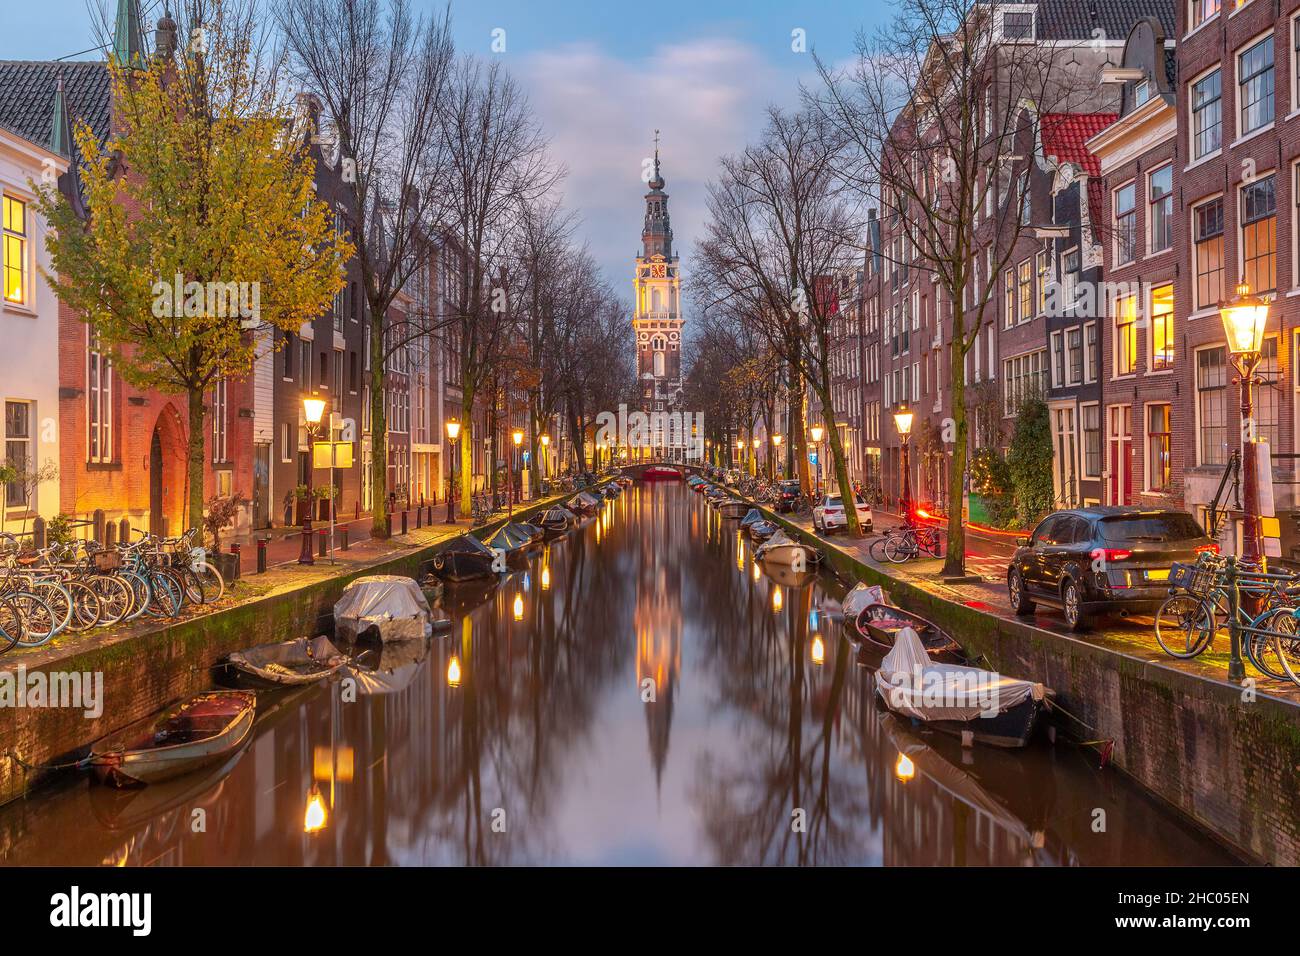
4;0;890;299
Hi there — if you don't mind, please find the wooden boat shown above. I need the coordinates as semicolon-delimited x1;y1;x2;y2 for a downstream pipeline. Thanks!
749;520;779;541
89;691;257;787
874;627;1049;749
600;483;621;498
718;499;749;518
226;635;345;688
854;602;965;663
538;506;576;538
616;475;633;487
842;582;885;620
430;534;498;582
739;508;765;531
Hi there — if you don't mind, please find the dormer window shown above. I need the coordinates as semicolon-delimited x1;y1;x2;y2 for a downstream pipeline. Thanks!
1133;79;1151;107
1002;10;1034;41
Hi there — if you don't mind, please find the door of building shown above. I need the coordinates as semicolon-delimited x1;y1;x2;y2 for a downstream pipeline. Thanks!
149;429;164;535
253;444;270;529
1107;405;1132;505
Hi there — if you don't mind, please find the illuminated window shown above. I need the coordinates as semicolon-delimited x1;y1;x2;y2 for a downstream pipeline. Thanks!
1151;284;1174;371
1197;347;1229;465
1017;259;1032;322
1191;0;1220;30
3;195;26;304
1147;404;1171;491
1114;294;1137;375
1241;174;1276;294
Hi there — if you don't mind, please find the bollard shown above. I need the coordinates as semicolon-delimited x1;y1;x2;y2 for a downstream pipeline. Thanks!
256;537;268;573
341;528;349;551
401;510;408;535
119;517;131;543
416;507;422;530
355;503;360;521
318;528;327;558
93;508;105;544
32;516;46;550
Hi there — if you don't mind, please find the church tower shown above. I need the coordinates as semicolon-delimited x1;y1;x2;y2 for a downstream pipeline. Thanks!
632;133;684;452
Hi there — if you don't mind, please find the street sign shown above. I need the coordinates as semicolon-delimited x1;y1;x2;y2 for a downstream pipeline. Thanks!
313;441;355;469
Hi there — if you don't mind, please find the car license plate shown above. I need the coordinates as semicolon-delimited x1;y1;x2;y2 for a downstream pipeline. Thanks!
1145;569;1170;581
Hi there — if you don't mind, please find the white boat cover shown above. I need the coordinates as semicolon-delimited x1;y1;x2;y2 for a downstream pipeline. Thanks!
842;583;885;618
875;627;1046;722
334;575;433;643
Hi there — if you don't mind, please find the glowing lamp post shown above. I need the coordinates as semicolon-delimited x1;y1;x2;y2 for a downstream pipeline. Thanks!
445;419;461;524
736;437;744;470
539;433;550;483
510;429;524;516
298;396;328;565
1220;282;1271;681
809;424;825;497
751;436;760;477
772;434;784;479
893;406;914;525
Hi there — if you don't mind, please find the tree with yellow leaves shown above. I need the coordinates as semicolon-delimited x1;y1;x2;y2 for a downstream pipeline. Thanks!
37;0;349;531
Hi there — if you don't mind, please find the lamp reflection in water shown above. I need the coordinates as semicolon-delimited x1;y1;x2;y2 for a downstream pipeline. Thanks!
541;564;551;590
736;538;745;571
895;753;915;782
810;635;825;666
752;561;761;582
772;585;783;612
304;783;328;833
513;592;524;621
447;654;462;688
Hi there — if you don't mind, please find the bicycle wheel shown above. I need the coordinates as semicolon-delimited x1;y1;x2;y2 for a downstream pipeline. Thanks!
1248;608;1293;681
0;596;22;652
120;570;151;621
145;571;181;618
884;536;916;564
9;590;56;646
1154;595;1214;658
175;565;204;606
868;536;888;562
1270;610;1300;686
65;580;102;632
31;580;73;637
194;561;225;603
90;574;133;626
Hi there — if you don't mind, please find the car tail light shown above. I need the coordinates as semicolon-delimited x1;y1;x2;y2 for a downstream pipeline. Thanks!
1090;548;1132;562
1195;543;1220;555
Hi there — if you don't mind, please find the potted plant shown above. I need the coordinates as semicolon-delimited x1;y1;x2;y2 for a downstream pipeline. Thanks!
313;484;336;521
293;484;311;526
203;493;248;582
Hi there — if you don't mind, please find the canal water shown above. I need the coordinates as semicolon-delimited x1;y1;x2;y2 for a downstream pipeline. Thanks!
0;483;1238;865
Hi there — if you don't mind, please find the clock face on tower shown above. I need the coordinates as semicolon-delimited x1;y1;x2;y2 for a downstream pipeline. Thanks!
651;263;666;279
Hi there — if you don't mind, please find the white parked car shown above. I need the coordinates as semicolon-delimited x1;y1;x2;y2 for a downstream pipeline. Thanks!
812;494;873;534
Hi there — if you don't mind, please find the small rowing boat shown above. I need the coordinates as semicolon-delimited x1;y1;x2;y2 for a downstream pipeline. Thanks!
89;691;257;787
227;635;345;688
853;602;964;663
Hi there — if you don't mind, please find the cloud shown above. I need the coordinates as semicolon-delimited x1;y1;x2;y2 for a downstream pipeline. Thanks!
514;37;805;307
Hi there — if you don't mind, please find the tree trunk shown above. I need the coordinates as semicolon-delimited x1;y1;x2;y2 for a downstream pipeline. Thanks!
459;382;475;518
369;309;389;538
811;378;861;535
790;380;811;495
186;388;206;532
943;332;969;577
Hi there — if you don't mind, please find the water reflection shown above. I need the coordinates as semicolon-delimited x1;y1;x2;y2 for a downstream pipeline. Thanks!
0;484;1236;866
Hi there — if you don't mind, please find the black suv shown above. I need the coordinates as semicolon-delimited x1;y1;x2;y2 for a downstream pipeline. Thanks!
1007;506;1217;631
773;480;802;513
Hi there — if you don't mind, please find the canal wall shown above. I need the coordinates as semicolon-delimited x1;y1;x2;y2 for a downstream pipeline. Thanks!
0;501;563;808
766;509;1300;865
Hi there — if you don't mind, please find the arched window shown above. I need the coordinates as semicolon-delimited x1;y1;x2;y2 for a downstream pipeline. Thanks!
653;350;665;377
651;288;662;313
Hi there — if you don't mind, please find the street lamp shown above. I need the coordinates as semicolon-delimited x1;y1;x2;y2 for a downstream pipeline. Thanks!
772;434;783;480
299;396;328;565
810;424;825;497
445;419;461;524
751;436;760;477
894;405;914;525
540;433;550;483
1220;281;1271;681
511;429;524;516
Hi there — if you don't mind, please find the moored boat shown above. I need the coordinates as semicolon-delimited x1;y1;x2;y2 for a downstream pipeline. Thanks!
842;582;885;620
717;499;748;518
487;522;539;561
874;627;1050;748
643;465;682;480
754;530;822;567
89;691;257;787
335;575;434;641
853;602;965;663
749;519;779;541
429;534;498;582
538;506;576;537
567;491;602;514
226;635;345;688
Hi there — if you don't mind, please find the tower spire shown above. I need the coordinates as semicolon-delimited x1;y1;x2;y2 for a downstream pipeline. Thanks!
50;73;70;156
112;0;145;66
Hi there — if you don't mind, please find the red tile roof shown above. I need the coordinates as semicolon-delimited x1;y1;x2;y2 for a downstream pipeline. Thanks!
1040;112;1117;178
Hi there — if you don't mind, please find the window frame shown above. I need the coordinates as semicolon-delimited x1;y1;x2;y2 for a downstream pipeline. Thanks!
1239;171;1277;294
2;193;29;307
1236;31;1275;139
1113;180;1137;266
1190;65;1223;161
1147;164;1174;254
1192;194;1225;310
1149;283;1175;372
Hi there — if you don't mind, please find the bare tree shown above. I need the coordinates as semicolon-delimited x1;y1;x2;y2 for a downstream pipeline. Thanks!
811;0;1094;572
695;106;865;531
437;56;562;516
276;0;454;537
